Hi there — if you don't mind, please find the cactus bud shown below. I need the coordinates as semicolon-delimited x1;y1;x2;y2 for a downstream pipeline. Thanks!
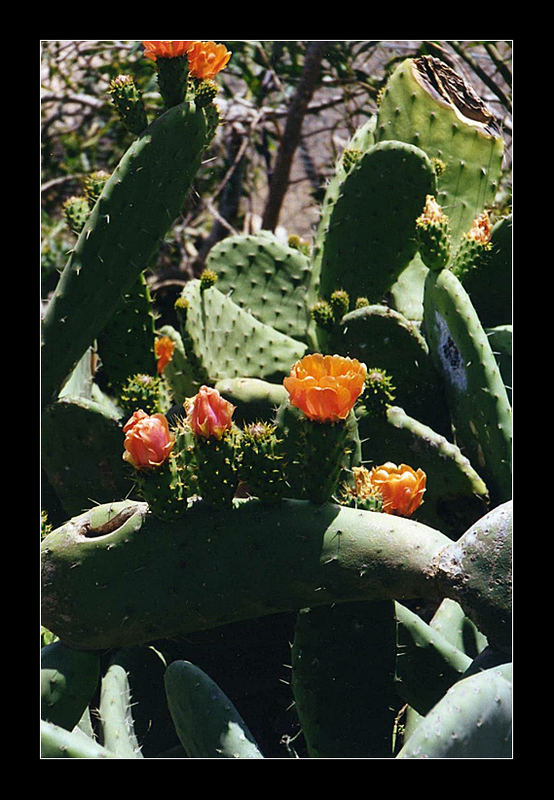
108;75;148;135
310;300;335;331
185;386;235;441
451;210;493;281
117;373;167;417
362;367;396;418
63;195;90;235
340;466;384;512
329;289;350;322
199;269;218;290
82;170;111;207
416;195;451;271
193;78;219;108
239;422;287;506
122;410;175;470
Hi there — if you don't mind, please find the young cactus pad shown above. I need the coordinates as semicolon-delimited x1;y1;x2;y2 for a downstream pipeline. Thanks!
41;99;209;408
316;140;437;303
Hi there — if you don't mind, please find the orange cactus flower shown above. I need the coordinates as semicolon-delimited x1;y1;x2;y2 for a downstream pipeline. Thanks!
123;409;175;469
155;335;175;375
186;41;231;80
283;353;367;423
185;385;235;439
367;462;426;517
142;40;195;61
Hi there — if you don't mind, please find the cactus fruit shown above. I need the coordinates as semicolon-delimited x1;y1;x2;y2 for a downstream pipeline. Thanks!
416;194;451;271
238;421;287;505
62;195;90;236
108;74;149;134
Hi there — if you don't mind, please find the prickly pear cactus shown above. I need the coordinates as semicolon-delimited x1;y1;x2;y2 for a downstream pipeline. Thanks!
41;43;511;759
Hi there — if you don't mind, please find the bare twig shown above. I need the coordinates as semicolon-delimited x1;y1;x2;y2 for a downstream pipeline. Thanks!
262;41;328;232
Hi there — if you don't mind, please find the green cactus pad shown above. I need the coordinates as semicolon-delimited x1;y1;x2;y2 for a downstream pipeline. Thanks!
429;598;488;660
486;324;512;404
177;280;307;384
41;641;100;731
355;405;489;540
41;99;209;408
41;498;450;650
205;232;317;344
215;377;288;424
430;500;512;652
316;140;437;303
98;659;145;758
330;303;451;435
96;272;158;393
41;720;119;758
394;601;472;716
396;665;512;759
41;395;133;517
164;660;264;758
422;267;512;505
291;601;397;758
375;56;505;249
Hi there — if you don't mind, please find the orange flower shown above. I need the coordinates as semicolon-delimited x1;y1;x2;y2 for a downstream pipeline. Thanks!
185;385;235;439
142;40;195;61
367;462;426;517
123;410;175;469
186;41;231;80
155;335;175;374
283;353;367;423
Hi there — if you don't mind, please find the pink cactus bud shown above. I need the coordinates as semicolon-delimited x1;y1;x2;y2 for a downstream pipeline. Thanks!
123;410;175;469
185;385;235;440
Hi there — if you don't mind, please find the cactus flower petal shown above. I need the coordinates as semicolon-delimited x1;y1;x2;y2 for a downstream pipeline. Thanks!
186;41;231;80
154;335;175;374
284;353;367;423
367;462;426;517
142;41;195;61
185;385;235;439
123;410;175;469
